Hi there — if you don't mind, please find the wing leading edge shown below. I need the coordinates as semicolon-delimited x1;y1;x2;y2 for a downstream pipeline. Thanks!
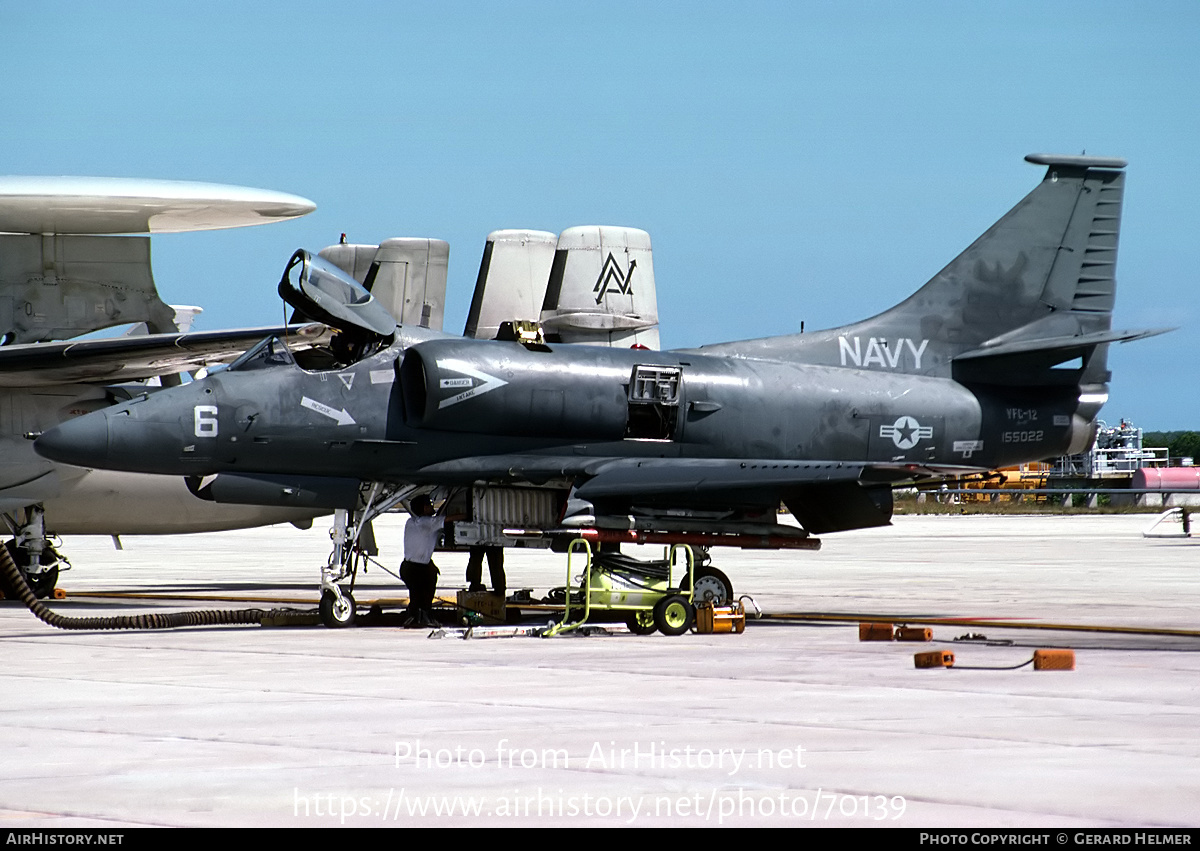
0;323;330;388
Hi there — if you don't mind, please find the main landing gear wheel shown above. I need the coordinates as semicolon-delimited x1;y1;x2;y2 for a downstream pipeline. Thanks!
626;610;657;635
680;565;734;605
653;594;694;637
319;589;357;628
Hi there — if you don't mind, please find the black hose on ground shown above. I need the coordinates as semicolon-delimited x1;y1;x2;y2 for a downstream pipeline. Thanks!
0;544;300;631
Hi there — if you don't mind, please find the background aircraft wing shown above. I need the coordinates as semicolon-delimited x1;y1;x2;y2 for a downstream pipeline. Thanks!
0;176;316;345
0;323;329;387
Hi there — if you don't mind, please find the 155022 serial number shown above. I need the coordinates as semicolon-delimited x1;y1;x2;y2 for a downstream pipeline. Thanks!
1001;430;1044;443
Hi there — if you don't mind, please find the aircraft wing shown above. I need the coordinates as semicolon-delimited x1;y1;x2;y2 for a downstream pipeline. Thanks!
569;458;869;495
404;453;602;485
410;454;938;489
408;456;966;535
0;323;330;388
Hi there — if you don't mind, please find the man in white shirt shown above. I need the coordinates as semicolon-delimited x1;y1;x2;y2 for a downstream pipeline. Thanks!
401;494;443;627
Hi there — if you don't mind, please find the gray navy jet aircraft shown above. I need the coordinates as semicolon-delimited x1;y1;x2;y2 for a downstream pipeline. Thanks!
36;154;1162;625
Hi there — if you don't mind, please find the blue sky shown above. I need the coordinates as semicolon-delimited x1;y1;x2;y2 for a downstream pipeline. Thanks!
3;1;1197;427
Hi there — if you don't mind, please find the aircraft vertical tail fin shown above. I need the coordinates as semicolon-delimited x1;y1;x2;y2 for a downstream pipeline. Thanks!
540;226;660;349
317;241;378;284
319;238;449;331
0;234;177;343
463;230;557;339
701;154;1143;383
370;238;448;331
464;226;663;348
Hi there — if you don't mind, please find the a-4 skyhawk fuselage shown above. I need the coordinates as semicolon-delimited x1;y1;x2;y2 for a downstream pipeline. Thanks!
36;154;1160;542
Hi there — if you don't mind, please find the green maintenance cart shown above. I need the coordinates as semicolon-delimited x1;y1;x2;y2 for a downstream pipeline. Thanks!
544;539;702;637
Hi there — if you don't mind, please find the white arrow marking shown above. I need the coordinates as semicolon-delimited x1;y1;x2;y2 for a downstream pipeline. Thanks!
301;396;356;425
436;359;509;409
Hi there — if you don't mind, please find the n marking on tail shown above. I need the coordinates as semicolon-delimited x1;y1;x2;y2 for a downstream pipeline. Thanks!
593;253;636;304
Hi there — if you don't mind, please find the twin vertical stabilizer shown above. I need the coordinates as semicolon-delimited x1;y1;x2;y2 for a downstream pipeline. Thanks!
465;225;661;348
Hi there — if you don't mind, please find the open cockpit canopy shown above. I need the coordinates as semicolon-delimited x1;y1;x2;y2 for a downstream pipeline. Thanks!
278;249;398;341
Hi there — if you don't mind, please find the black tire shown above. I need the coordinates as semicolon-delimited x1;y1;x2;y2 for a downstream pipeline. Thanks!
4;541;60;600
680;565;734;605
653;594;694;637
29;564;59;600
626;610;657;635
319;589;356;628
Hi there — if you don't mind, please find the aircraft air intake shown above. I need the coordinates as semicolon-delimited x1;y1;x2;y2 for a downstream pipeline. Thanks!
398;339;631;440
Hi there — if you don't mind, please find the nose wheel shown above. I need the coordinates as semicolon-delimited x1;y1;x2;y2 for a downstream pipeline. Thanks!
2;506;69;600
3;540;65;600
319;588;356;628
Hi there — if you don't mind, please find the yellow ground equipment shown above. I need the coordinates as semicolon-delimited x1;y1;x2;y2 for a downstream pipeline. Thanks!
695;599;747;634
544;539;697;637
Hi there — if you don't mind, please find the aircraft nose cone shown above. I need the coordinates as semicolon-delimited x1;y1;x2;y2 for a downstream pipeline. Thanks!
35;411;111;468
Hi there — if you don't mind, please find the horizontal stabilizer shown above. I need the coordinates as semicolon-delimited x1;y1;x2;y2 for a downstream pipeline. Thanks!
956;326;1172;361
169;305;203;334
121;305;203;338
1024;153;1127;169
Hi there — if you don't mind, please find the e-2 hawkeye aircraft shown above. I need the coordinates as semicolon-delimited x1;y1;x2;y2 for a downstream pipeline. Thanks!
35;154;1163;624
0;175;330;596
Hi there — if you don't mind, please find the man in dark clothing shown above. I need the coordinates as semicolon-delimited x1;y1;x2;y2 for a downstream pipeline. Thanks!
401;494;442;627
465;545;506;597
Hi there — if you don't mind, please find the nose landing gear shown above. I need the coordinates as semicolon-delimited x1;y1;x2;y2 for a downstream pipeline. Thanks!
1;506;69;600
319;588;357;628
